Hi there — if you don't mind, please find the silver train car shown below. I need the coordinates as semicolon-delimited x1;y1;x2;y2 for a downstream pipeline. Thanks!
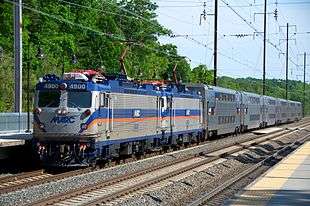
33;72;303;167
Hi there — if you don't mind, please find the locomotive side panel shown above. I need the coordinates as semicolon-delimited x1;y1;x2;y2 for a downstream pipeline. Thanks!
170;96;203;143
105;92;160;142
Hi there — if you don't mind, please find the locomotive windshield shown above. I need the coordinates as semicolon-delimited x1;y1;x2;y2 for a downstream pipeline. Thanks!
38;91;60;107
67;91;92;108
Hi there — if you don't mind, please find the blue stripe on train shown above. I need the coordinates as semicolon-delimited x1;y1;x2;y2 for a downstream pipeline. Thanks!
94;128;203;147
85;109;201;125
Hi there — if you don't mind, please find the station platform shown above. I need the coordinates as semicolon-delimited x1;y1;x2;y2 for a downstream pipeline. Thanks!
228;141;310;205
0;131;32;140
0;138;25;147
0;131;32;148
0;132;32;159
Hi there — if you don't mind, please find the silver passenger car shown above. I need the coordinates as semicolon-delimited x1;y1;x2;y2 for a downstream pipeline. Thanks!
207;86;239;136
241;92;263;130
264;96;277;126
277;99;289;124
296;102;303;120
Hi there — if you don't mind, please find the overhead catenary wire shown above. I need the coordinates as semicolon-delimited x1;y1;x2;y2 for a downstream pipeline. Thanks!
220;0;299;68
59;0;258;70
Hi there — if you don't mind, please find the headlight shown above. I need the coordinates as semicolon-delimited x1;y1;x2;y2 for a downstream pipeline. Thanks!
34;107;42;114
84;109;91;116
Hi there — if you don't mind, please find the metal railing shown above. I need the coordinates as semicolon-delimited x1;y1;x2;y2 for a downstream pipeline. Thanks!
0;113;33;134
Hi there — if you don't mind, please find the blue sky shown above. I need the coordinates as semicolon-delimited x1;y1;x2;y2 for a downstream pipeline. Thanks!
155;0;310;82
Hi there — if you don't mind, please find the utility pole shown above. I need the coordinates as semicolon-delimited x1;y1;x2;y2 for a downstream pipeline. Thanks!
254;2;277;95
279;23;296;100
262;0;267;95
213;0;218;86
285;23;289;100
14;0;22;115
304;52;307;117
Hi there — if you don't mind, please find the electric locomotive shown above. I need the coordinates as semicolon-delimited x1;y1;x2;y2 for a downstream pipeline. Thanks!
33;70;204;167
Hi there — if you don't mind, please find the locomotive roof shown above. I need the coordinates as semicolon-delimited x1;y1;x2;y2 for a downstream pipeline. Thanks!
36;75;201;98
207;85;237;94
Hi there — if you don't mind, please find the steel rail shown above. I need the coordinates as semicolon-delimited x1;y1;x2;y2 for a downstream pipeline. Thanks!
0;167;96;194
0;170;44;184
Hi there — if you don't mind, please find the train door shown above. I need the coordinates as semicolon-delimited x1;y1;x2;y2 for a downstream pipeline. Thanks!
158;96;170;130
200;98;205;128
157;95;172;144
261;97;265;127
236;92;243;129
99;92;113;138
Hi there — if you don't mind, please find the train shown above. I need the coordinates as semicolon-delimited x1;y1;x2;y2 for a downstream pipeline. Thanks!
32;70;303;167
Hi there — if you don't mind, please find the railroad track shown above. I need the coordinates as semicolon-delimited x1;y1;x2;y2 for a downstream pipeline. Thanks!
188;134;310;206
29;121;310;206
0;167;96;195
0;170;50;193
3;120;307;197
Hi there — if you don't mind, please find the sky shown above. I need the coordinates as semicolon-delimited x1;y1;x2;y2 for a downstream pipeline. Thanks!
154;0;310;82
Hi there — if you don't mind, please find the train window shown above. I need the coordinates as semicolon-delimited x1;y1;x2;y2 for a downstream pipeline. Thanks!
160;98;165;107
167;97;172;108
68;91;92;108
38;91;60;107
100;93;109;107
244;108;248;114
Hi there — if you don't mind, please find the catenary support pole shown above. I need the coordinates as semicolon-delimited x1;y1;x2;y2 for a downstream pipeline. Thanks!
14;0;22;131
304;52;307;117
285;23;289;100
263;0;267;95
213;0;218;86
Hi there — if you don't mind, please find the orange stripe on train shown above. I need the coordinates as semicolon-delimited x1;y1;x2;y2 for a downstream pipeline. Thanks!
86;116;200;129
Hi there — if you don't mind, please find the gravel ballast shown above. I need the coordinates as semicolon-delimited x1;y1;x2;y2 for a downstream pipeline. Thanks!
114;129;310;206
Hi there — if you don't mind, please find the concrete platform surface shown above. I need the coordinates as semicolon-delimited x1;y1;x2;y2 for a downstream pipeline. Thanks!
228;141;310;206
0;131;32;140
0;138;25;147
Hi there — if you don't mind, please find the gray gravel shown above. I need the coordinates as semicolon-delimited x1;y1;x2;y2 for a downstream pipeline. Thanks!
116;128;310;206
0;120;307;206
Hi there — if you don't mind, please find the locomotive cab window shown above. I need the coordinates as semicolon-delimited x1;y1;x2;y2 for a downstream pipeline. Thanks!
38;91;60;107
68;91;92;108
